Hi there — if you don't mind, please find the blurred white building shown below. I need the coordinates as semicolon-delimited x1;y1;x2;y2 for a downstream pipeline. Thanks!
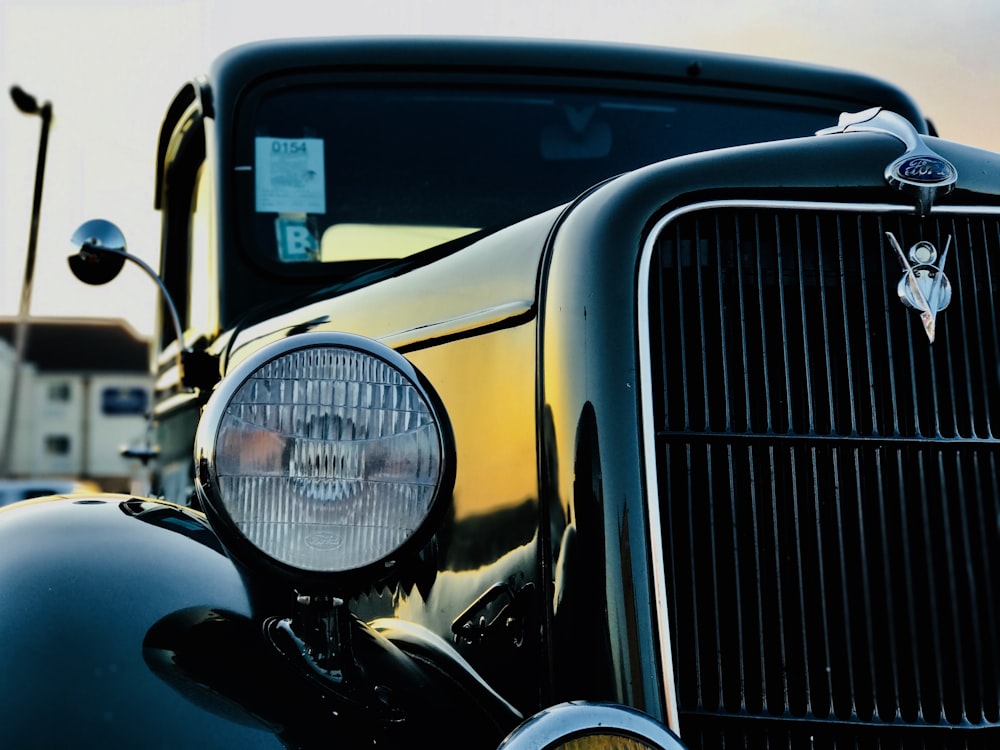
0;317;152;493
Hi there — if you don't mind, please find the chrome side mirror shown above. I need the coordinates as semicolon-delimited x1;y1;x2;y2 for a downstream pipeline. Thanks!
67;219;197;390
68;218;128;285
68;219;185;350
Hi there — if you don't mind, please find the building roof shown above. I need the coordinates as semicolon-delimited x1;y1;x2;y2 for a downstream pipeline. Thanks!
0;317;149;373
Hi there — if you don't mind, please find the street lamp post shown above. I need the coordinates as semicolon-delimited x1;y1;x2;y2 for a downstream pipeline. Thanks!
1;86;53;476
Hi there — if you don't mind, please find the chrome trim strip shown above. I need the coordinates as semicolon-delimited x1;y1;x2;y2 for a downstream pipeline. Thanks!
379;298;534;349
928;204;1000;215
633;197;975;735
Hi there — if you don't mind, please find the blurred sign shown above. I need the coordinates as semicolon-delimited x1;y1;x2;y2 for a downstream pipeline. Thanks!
100;386;148;416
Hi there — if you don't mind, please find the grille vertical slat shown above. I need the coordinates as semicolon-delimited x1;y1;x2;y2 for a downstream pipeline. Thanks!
734;216;755;433
974;218;998;435
846;447;875;720
949;220;980;436
829;217;857;435
872;217;903;438
648;206;1000;747
873;447;903;723
939;448;963;721
776;215;799;434
855;217;882;437
693;219;711;431
752;215;780;434
982;220;1000;438
793;216;819;432
711;216;734;432
913;451;941;721
674;222;693;430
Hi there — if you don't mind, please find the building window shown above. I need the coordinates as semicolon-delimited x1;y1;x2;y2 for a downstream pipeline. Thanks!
44;435;71;456
47;382;71;402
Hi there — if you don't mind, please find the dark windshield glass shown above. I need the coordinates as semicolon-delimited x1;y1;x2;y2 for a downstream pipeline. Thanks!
240;85;838;270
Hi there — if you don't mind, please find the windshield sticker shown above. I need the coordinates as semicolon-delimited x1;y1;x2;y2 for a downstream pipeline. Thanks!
255;137;326;214
274;215;319;262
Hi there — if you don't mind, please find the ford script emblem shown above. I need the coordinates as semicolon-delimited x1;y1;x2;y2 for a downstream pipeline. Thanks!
889;155;957;187
305;532;344;550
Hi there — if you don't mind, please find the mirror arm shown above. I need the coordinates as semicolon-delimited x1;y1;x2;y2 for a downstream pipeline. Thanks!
79;244;189;389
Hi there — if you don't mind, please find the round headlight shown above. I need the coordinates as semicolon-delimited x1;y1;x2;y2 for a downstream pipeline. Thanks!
195;332;453;586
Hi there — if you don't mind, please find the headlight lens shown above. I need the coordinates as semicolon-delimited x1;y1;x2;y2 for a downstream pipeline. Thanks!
195;332;452;582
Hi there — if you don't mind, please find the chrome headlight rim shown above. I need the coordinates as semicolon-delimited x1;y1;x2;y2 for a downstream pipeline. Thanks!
194;331;454;590
497;701;683;749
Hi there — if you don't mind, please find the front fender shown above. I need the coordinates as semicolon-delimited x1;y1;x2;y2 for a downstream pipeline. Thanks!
0;495;523;748
0;495;281;748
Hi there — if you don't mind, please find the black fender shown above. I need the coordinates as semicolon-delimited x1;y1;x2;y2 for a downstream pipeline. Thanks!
0;495;521;748
0;495;282;748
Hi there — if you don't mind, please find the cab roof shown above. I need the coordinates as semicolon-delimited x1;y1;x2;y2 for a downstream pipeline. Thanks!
206;36;927;132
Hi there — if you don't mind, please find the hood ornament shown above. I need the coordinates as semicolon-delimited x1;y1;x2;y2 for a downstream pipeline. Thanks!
885;232;952;343
819;108;957;215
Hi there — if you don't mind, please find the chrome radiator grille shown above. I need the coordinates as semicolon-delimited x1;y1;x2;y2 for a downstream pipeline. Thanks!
646;204;1000;747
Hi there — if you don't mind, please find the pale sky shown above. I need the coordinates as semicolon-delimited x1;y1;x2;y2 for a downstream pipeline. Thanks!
3;0;999;338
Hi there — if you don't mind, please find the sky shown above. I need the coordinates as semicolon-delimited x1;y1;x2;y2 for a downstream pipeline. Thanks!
2;0;1000;338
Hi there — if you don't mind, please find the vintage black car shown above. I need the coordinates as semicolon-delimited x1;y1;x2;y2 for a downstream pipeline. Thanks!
2;36;998;749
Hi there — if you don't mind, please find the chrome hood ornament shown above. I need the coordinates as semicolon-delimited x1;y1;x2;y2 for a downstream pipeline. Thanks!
818;107;957;216
885;232;952;343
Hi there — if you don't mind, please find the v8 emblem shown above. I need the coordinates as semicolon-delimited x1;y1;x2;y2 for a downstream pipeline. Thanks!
885;232;952;344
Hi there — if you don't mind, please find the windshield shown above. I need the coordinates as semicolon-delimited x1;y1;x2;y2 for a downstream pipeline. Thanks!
238;83;839;271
